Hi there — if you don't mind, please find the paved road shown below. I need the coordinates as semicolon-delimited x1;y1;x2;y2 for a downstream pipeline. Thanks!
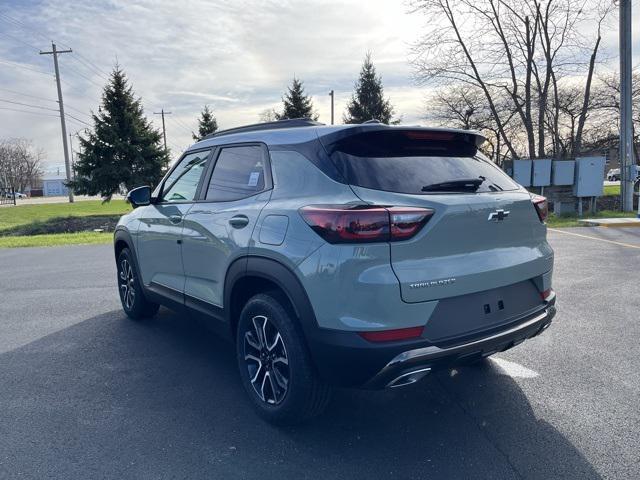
1;228;639;479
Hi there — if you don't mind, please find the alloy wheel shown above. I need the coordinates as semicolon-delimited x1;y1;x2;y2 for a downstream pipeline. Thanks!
119;259;136;310
243;315;290;405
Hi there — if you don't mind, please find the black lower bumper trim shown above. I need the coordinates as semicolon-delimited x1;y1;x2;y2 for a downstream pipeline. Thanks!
365;305;556;389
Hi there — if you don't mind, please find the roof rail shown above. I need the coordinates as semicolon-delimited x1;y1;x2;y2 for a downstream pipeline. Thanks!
202;118;324;140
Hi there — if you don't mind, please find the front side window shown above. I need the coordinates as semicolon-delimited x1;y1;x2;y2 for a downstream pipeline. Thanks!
206;145;267;201
161;150;211;202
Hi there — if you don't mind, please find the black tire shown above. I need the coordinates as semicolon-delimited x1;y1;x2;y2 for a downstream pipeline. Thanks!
236;292;331;425
117;248;159;320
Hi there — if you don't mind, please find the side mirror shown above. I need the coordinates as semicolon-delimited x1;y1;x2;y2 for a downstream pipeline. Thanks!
127;186;152;208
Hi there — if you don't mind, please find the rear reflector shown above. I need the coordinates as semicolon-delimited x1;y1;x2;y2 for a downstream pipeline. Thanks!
531;194;548;223
299;205;434;244
358;326;424;343
540;288;553;300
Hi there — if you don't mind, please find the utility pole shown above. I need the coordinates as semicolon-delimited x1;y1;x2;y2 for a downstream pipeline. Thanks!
40;42;74;202
69;133;75;180
620;0;634;213
154;108;171;152
329;90;335;125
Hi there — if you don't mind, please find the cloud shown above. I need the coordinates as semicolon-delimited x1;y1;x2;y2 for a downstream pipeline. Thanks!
0;0;633;168
167;91;240;103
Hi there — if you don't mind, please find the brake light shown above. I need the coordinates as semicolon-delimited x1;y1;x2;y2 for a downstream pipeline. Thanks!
358;326;424;343
404;131;455;141
531;194;548;223
299;205;434;244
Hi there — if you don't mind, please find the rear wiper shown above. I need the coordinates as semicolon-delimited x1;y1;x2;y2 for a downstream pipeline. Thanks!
421;177;484;192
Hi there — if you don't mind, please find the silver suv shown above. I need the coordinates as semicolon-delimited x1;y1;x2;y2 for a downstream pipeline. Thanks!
114;119;556;424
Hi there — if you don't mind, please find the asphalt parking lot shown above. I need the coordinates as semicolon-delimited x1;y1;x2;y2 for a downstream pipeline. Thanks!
1;227;639;479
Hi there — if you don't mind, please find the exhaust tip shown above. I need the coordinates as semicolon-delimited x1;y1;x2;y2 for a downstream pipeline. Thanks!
386;367;431;388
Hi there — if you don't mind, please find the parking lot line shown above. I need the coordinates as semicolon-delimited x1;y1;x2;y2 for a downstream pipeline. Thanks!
491;357;539;378
548;228;640;249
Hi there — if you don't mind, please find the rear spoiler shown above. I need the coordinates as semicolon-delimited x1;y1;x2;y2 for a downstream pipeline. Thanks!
318;126;486;158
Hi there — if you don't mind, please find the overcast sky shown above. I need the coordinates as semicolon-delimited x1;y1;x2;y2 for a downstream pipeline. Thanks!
1;0;639;172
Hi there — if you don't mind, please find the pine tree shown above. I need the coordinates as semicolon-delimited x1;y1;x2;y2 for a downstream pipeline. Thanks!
68;67;168;200
192;105;218;141
343;53;397;124
276;78;318;120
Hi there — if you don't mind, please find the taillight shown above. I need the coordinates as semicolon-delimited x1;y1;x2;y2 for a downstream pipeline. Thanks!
540;288;554;301
531;194;548;223
358;326;424;343
299;205;434;244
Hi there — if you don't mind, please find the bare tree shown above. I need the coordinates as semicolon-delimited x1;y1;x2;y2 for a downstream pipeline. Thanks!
427;84;518;164
0;139;44;193
258;107;279;123
411;0;612;160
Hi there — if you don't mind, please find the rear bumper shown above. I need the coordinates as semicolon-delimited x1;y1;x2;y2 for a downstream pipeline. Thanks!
306;297;556;389
366;302;555;388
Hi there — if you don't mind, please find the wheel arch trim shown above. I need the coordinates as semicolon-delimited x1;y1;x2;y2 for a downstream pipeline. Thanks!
224;256;319;338
114;228;142;281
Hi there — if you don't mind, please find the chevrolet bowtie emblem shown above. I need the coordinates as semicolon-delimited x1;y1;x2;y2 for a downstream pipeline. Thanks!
488;209;510;221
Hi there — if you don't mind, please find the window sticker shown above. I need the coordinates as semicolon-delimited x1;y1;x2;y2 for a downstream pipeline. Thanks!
248;171;261;187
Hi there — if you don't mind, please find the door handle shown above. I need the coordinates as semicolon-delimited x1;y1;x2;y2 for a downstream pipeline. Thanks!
229;215;249;228
169;214;182;224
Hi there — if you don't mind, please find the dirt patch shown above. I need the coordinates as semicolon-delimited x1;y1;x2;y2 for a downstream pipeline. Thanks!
1;215;121;237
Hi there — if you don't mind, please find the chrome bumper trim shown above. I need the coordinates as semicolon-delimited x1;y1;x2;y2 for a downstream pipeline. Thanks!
386;306;555;368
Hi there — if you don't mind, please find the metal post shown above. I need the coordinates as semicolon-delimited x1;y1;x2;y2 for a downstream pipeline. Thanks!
40;42;74;203
329;90;335;125
620;0;634;212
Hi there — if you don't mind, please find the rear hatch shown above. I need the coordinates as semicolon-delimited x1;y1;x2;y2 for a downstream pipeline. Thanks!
319;127;553;306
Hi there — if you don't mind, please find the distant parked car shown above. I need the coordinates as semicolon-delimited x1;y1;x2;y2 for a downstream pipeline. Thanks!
607;166;640;182
607;168;620;181
4;191;26;199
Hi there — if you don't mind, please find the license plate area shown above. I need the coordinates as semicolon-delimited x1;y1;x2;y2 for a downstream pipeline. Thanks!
424;280;542;343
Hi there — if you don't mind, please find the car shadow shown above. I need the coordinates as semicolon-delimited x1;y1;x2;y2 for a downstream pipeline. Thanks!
0;308;602;480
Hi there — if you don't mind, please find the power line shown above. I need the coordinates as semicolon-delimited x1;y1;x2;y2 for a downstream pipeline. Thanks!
0;87;57;104
65;112;91;127
0;58;52;76
64;103;92;118
70;51;110;80
0;98;59;112
168;116;192;136
0;106;59;117
173;116;193;132
0;13;51;44
0;13;108;88
0;30;41;53
59;60;104;88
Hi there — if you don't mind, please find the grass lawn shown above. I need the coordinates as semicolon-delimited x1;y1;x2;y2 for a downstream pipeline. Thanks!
603;184;621;196
0;199;130;232
0;200;129;248
0;231;113;248
547;210;634;228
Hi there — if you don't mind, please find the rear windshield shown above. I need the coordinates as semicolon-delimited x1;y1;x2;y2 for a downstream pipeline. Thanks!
327;130;519;194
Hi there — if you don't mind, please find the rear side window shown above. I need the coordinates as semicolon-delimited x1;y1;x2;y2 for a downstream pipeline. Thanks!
206;145;267;201
327;130;519;194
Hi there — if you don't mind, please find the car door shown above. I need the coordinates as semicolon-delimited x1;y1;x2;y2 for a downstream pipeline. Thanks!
181;143;272;314
136;149;212;303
